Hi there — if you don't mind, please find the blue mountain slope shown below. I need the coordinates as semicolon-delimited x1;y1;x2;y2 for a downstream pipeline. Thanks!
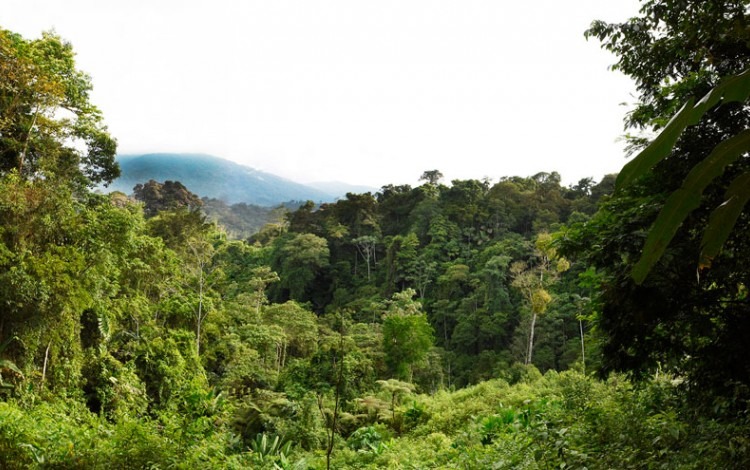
107;153;335;206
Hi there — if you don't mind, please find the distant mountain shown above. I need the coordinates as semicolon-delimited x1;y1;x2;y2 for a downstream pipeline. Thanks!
307;181;378;196
107;153;335;206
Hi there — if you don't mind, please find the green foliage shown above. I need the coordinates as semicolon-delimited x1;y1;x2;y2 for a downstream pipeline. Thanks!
248;433;294;468
146;206;215;250
381;290;434;381
565;0;750;404
81;349;147;420
272;233;330;302
10;16;749;467
269;166;603;386
317;371;750;469
614;69;750;282
0;32;609;464
133;179;203;217
0;29;119;187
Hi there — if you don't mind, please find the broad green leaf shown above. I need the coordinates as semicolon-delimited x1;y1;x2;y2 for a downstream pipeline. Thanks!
632;188;702;284
632;130;750;283
624;67;750;283
616;98;696;189
618;68;750;191
699;173;750;269
632;129;750;284
710;68;750;105
683;130;750;189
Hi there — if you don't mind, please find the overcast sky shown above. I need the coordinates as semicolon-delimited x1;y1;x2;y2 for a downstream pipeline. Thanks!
4;0;642;188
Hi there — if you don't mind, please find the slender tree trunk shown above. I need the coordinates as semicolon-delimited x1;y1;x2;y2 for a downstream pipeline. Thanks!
41;341;50;390
447;358;452;389
196;266;204;356
356;243;372;281
526;312;537;365
579;318;586;375
19;107;40;174
276;343;283;374
255;288;262;320
189;239;214;357
524;262;546;366
316;393;326;422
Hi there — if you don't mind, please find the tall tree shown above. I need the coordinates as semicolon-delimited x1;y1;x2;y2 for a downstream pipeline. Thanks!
419;170;444;186
511;233;569;365
381;289;434;381
272;233;330;302
247;266;280;319
185;236;219;356
0;29;119;187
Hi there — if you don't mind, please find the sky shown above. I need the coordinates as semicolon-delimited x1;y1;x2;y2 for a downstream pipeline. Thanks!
4;0;642;189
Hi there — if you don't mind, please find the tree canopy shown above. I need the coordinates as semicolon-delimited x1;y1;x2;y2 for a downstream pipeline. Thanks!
0;29;119;187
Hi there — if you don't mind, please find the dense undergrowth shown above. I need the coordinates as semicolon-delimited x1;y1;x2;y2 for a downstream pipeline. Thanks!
2;370;748;469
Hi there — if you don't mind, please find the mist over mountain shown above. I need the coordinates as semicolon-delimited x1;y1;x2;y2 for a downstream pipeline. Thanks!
108;153;341;206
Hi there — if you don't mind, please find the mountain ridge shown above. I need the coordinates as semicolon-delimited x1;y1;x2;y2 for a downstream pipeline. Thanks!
108;153;345;206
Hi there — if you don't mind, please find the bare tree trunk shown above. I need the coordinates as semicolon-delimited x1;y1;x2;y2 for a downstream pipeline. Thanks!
526;312;537;365
276;343;283;374
579;318;586;375
19;107;40;174
356;244;372;281
524;262;546;366
41;342;50;390
447;358;452;389
196;265;204;356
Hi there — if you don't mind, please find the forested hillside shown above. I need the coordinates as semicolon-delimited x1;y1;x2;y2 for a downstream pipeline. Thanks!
121;178;288;240
111;154;335;206
2;1;750;468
